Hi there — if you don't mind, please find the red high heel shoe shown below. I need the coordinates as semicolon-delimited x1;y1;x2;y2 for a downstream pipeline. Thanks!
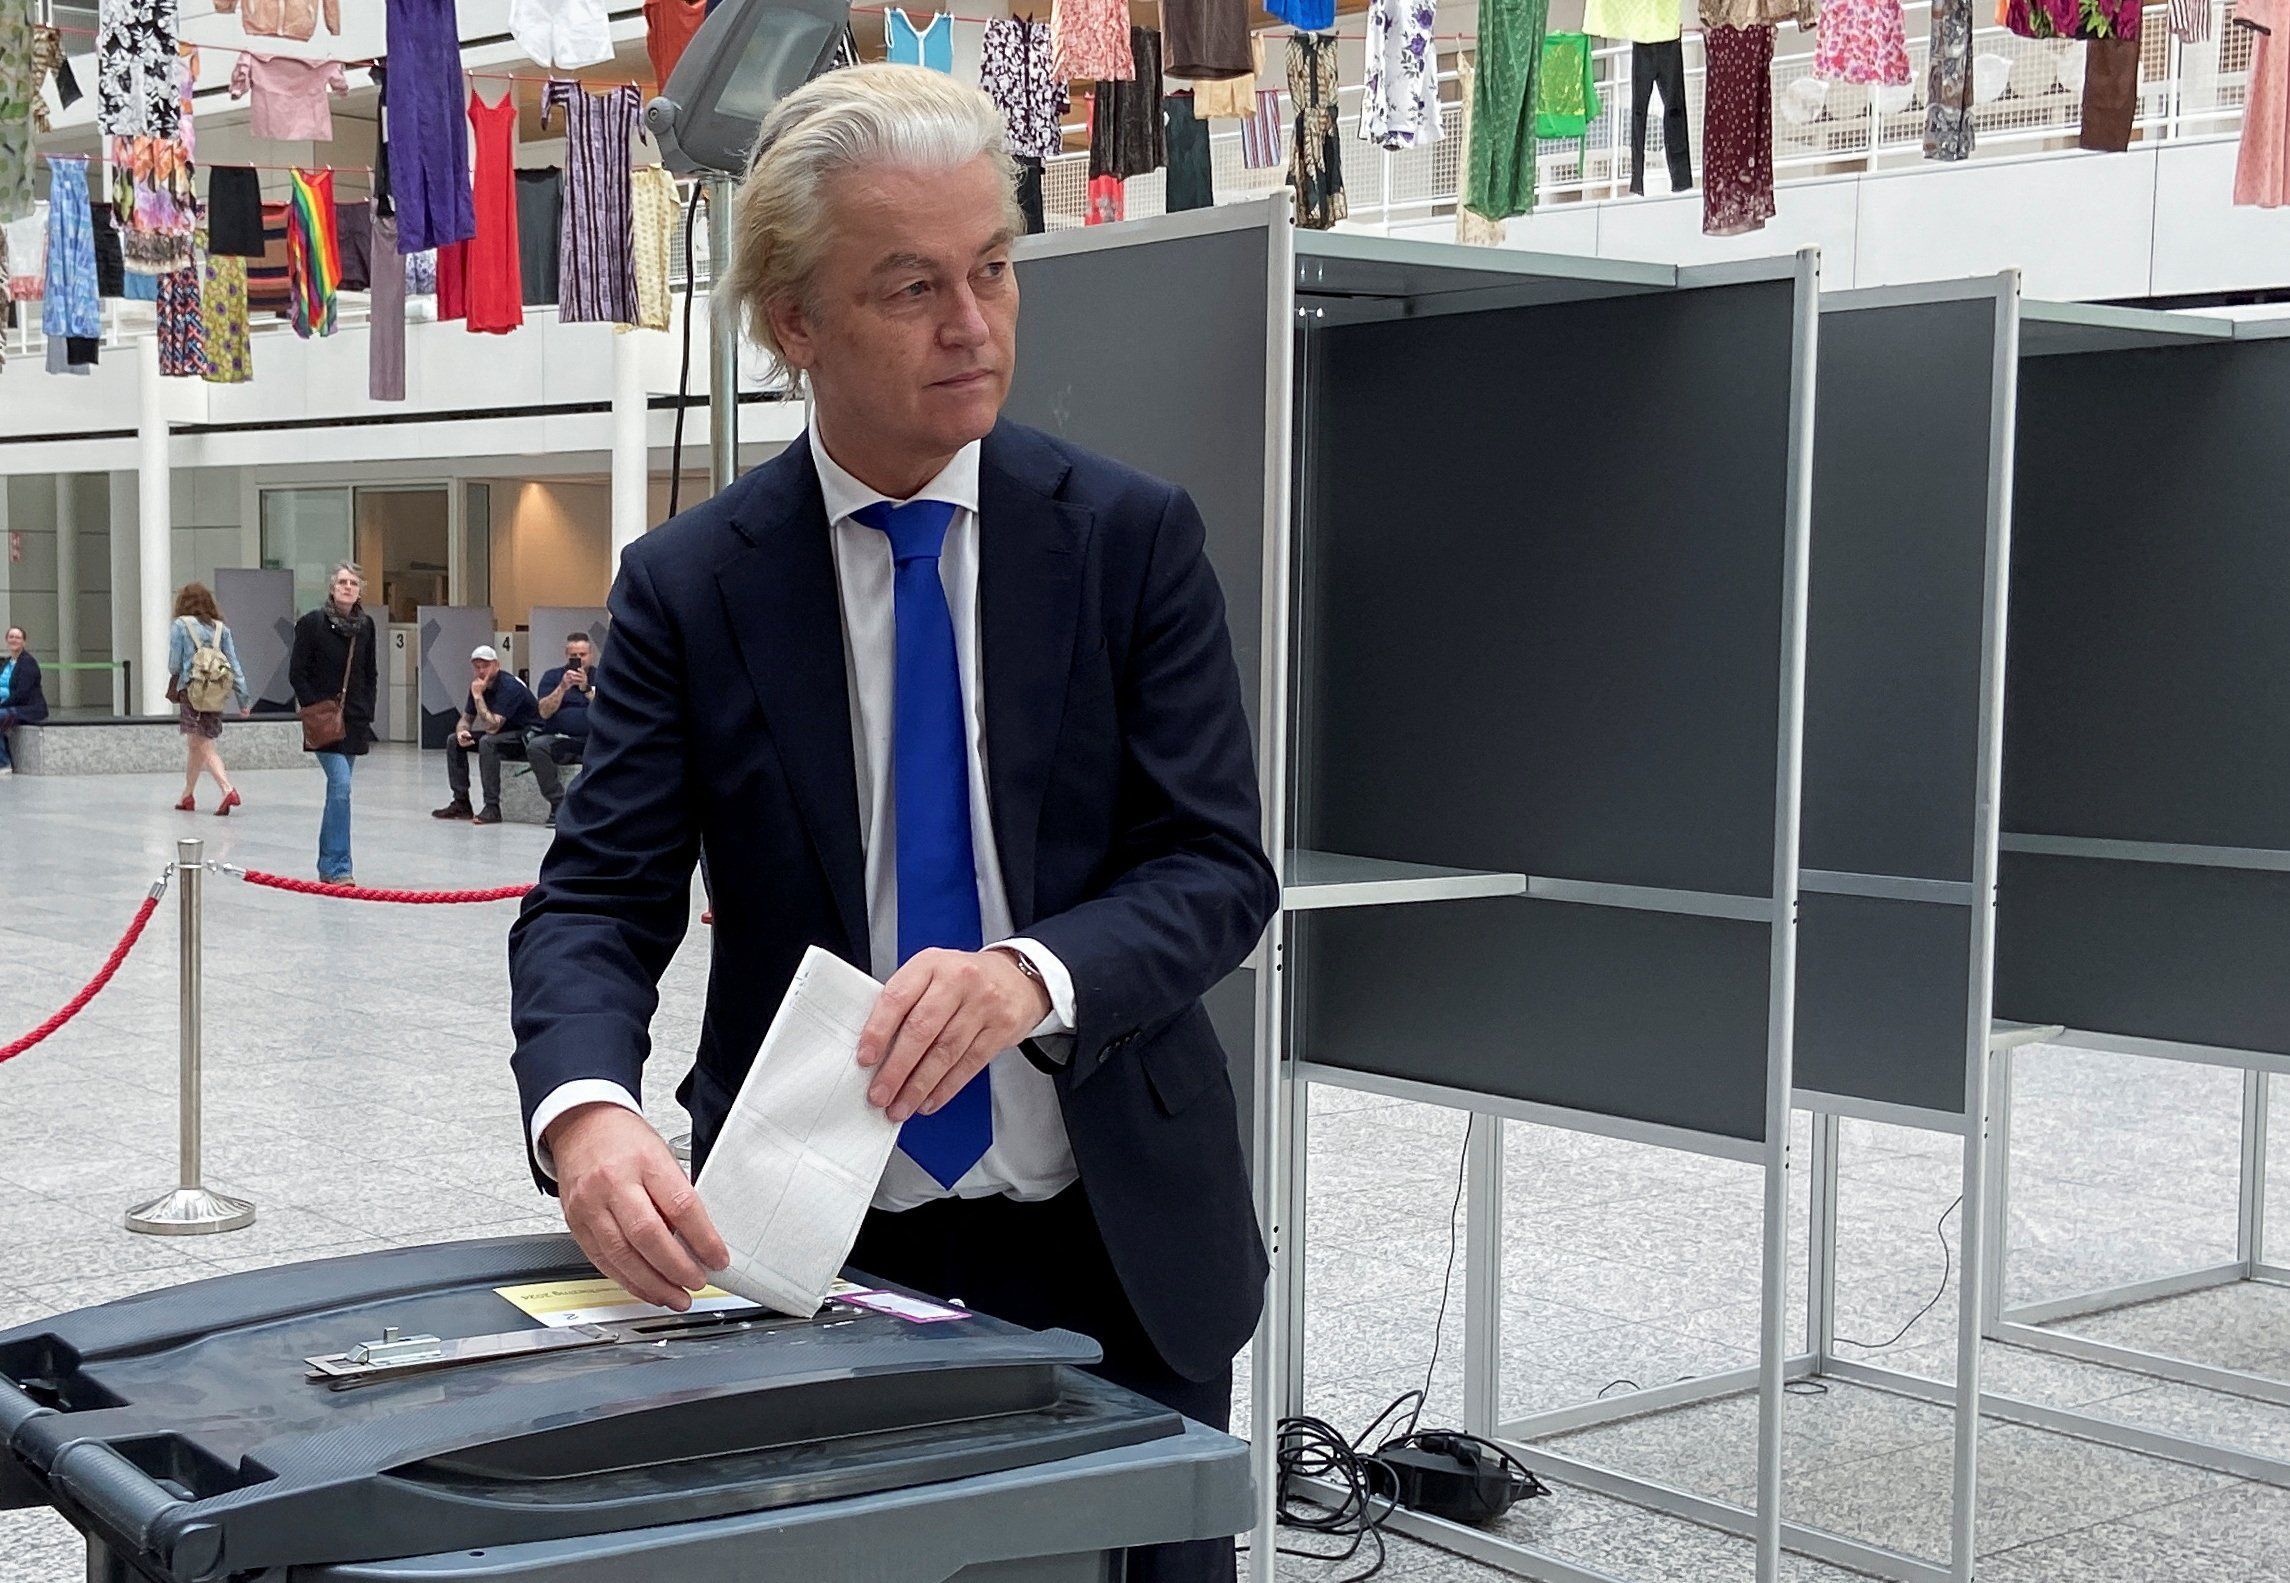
175;793;196;812
216;790;242;816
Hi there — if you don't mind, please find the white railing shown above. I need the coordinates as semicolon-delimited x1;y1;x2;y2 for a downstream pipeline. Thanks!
1042;0;2255;229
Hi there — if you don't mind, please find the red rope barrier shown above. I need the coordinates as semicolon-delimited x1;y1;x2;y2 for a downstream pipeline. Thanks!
237;869;533;904
0;894;163;1066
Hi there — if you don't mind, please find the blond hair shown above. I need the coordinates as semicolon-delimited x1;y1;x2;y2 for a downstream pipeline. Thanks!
719;63;1020;376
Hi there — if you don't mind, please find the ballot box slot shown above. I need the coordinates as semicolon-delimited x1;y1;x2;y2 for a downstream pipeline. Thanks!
0;1337;126;1414
396;1359;1065;1483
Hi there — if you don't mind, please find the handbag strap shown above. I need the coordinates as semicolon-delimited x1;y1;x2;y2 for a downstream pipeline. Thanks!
335;625;357;705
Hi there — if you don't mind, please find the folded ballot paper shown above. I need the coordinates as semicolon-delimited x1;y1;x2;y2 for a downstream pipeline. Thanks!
694;945;902;1316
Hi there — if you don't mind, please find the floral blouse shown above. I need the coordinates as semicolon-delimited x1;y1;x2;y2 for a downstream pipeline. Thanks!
981;16;1070;160
1363;0;1444;149
1052;0;1134;81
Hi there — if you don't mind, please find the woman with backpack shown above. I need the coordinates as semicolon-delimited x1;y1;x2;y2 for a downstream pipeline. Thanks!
288;563;378;884
169;582;252;814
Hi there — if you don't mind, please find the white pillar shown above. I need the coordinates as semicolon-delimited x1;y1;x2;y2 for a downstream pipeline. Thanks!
109;471;139;717
610;330;649;574
137;339;173;716
55;476;81;713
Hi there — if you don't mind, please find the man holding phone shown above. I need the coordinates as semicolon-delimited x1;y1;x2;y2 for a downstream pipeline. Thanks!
526;634;596;827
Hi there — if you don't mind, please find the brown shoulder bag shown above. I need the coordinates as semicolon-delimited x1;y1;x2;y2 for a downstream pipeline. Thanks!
299;628;356;751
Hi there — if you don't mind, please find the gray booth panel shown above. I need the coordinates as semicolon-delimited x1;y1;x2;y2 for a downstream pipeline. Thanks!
1297;281;1797;901
2004;339;2290;850
213;568;299;715
1003;221;1272;745
1300;900;1774;1143
1995;853;2290;1057
1803;297;1996;885
1794;891;1974;1113
1001;219;1277;1159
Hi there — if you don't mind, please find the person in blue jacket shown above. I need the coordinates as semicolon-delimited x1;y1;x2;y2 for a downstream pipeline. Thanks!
168;583;253;814
0;625;50;775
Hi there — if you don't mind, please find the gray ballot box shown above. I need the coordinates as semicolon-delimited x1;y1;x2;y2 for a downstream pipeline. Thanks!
0;1235;1250;1583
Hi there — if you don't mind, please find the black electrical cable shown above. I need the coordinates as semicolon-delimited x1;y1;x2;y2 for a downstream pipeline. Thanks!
666;179;705;521
1835;1195;1963;1352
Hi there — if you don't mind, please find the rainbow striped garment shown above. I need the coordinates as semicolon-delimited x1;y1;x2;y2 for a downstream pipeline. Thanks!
286;168;341;339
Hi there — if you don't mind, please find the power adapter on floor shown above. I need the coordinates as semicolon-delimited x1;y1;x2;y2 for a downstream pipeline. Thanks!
1369;1432;1548;1526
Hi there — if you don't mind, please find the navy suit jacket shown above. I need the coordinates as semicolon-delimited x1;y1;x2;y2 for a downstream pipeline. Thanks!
507;420;1278;1381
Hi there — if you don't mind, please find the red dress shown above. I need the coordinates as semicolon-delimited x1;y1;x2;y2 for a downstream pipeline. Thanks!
464;90;523;334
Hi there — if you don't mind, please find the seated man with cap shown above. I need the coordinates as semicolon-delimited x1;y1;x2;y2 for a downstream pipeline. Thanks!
434;645;540;826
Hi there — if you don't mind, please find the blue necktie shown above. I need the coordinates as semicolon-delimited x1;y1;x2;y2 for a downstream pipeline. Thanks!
856;498;994;1189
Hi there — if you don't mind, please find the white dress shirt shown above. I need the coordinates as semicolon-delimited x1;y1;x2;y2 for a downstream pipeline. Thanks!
530;425;1082;1211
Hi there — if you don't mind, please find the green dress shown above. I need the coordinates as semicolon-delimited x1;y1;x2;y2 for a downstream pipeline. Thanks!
1534;32;1601;139
1464;0;1551;221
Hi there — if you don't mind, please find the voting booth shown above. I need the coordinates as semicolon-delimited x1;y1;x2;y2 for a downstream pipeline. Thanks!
0;1235;1250;1583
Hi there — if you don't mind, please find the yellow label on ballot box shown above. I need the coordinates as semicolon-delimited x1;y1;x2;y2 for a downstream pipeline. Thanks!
493;1278;763;1327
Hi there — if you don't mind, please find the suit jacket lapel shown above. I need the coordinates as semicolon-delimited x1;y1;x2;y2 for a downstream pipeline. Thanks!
715;442;870;962
978;423;1088;929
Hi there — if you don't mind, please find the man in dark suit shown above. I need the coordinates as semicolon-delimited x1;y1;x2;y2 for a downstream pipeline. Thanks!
506;64;1275;1583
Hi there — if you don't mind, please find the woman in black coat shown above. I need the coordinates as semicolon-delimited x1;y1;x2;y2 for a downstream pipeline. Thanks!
0;625;49;775
288;565;380;882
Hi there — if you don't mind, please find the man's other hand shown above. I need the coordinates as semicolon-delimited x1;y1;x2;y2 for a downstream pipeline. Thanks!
857;948;1051;1123
546;1104;731;1311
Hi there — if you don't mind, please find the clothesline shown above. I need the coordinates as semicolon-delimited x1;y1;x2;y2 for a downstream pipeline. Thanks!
34;152;376;172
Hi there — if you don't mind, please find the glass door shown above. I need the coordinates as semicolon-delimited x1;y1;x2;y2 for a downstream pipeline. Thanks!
259;487;354;614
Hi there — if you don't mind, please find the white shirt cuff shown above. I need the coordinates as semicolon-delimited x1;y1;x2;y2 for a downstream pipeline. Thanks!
530;1079;644;1181
995;936;1076;1040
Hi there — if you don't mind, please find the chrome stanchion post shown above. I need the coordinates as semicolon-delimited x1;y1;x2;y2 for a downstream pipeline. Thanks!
126;839;256;1235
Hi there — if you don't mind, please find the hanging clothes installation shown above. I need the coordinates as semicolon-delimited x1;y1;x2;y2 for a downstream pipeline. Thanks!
229;54;351;140
97;0;181;138
541;79;645;324
1287;32;1347;229
286;167;339;337
1453;53;1507;244
4;212;43;300
1084;171;1124;223
645;0;707;85
1925;0;1977;159
1269;0;1337;28
627;165;677;331
1363;0;1443;149
1013;157;1045;232
213;0;341;42
245;200;291;316
1089;27;1166;179
1163;0;1253;80
1051;0;1134;82
1163;94;1215;210
199;245;251;383
886;10;955;72
1816;0;1912;84
981;16;1068;160
512;0;613;68
2170;0;2213;41
1535;32;1600;138
1701;23;1776;233
1190;38;1264;117
1464;0;1548;219
436;237;467;319
110;134;197;275
369;209;405;399
2005;0;2142;34
2234;0;2289;204
515;168;563;305
1240;87;1284;167
385;0;476;253
464;90;524;333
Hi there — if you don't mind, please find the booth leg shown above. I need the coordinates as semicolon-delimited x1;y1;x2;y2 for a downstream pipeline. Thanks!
2239;1069;2271;1273
1462;1114;1503;1440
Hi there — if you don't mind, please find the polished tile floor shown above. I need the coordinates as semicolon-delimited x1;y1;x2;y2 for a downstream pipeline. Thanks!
2;748;2285;1582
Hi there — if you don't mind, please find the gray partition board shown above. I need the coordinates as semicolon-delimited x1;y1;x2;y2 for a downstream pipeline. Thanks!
1294;271;1804;1136
1007;205;1285;1164
2018;300;2234;357
1997;330;2290;1053
1283;849;1527;911
213;567;297;714
1007;207;1276;749
1791;284;2006;1114
1293;232;1675;322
